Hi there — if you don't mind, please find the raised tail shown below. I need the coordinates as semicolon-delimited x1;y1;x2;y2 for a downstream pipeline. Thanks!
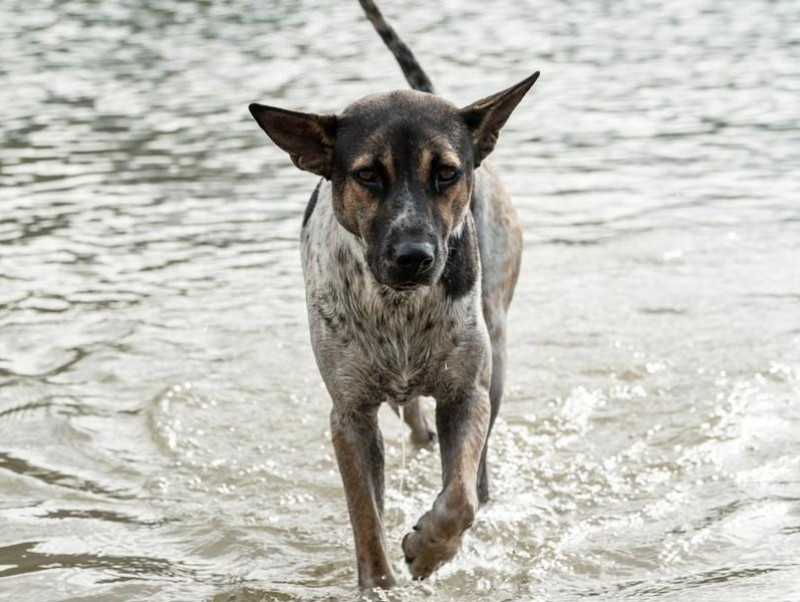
358;0;435;94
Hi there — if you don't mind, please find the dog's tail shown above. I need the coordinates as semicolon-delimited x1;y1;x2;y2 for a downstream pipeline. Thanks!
358;0;435;94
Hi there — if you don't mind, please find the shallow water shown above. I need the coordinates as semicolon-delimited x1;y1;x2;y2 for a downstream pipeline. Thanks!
1;0;799;600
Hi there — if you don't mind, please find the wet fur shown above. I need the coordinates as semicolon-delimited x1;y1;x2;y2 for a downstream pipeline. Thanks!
302;182;488;408
249;0;535;590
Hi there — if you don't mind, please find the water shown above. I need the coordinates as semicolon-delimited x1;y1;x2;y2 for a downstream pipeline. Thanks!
1;0;799;600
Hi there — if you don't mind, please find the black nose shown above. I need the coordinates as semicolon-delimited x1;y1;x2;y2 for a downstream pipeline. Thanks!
392;241;435;274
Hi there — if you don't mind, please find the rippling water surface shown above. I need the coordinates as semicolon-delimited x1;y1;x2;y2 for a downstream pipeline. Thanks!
1;0;799;600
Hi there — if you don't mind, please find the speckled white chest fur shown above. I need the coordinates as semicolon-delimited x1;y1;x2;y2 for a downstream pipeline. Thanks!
300;181;488;406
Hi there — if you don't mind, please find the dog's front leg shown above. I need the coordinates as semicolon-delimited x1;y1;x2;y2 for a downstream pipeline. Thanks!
330;405;396;589
402;386;490;579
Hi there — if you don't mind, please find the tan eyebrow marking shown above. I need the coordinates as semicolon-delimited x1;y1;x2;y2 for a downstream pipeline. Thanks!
351;148;394;181
351;154;376;172
439;150;461;168
418;145;462;182
427;135;462;165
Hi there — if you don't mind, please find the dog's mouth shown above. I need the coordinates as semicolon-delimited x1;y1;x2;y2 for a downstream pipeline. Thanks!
388;281;423;292
372;257;440;292
381;269;440;291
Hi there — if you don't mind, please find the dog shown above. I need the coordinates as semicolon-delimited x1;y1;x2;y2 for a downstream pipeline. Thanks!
249;0;538;589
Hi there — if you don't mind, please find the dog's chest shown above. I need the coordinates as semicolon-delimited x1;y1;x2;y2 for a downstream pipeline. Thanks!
317;276;464;400
301;188;479;403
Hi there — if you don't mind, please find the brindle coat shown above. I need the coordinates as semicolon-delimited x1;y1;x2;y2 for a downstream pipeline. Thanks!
249;0;538;590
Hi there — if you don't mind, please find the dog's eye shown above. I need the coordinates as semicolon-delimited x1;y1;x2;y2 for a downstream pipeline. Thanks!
434;166;460;191
438;167;458;181
355;169;380;187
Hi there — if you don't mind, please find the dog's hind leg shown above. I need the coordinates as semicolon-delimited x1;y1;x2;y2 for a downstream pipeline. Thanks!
404;398;437;446
477;308;508;504
390;398;437;446
330;405;396;589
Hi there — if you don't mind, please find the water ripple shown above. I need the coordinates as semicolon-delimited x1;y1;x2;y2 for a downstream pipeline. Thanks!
1;0;798;599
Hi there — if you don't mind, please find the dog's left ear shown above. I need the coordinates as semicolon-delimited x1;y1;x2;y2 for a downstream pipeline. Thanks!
460;71;540;167
249;103;338;178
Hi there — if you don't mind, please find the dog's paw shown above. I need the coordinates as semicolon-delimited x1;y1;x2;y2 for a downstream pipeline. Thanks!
401;515;461;580
409;426;437;447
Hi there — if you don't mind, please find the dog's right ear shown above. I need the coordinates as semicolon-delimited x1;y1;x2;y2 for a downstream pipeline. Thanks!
249;104;338;179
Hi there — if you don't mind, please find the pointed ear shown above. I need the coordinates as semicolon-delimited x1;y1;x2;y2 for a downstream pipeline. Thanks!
460;71;540;167
249;103;338;178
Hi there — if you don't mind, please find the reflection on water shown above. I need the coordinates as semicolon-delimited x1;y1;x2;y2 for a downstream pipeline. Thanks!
1;0;799;600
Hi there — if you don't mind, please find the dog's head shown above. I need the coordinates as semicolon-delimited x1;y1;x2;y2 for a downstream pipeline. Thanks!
250;73;538;291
